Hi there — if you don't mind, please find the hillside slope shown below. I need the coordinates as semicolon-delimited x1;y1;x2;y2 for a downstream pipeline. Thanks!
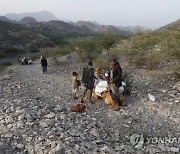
76;21;98;31
75;21;132;37
24;20;94;37
19;17;38;25
159;19;180;30
94;25;132;36
0;20;49;57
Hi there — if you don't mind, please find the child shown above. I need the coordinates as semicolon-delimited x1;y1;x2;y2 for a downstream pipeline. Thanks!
71;72;79;100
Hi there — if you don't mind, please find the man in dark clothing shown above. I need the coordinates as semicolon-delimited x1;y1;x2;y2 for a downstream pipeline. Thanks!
41;56;48;74
108;57;123;110
80;61;95;104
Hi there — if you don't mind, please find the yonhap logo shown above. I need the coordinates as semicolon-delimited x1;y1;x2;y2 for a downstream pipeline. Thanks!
130;133;180;149
130;133;144;149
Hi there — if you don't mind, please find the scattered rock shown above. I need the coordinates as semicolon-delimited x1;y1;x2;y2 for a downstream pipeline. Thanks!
173;118;180;125
17;143;24;149
90;128;100;138
167;147;179;153
148;94;156;102
0;53;179;154
45;112;56;119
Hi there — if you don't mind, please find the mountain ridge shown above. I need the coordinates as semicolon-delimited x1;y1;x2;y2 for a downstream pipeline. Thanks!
5;11;59;22
159;19;180;30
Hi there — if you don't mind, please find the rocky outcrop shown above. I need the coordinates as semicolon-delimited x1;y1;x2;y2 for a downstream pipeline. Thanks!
19;17;38;25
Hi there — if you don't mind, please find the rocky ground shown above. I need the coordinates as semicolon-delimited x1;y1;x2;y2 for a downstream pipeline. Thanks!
0;53;179;154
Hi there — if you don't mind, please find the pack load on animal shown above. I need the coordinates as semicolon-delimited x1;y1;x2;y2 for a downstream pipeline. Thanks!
94;80;126;97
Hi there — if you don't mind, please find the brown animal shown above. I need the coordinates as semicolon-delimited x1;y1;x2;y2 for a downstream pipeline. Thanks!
101;90;125;109
70;104;86;112
92;92;101;99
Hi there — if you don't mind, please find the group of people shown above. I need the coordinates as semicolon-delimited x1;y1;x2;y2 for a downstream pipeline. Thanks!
39;54;124;110
18;57;33;65
71;57;124;110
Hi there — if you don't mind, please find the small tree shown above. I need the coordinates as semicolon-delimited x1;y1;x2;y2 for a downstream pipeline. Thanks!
74;39;102;61
99;33;118;50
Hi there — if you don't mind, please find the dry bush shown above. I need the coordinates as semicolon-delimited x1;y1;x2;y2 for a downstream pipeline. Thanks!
145;50;163;70
94;55;109;69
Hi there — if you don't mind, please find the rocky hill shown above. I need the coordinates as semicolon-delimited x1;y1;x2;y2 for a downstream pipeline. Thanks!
75;21;132;37
0;15;17;24
24;20;94;37
94;25;132;36
76;21;98;31
19;17;38;25
159;19;180;30
0;18;96;58
0;20;50;57
5;11;59;22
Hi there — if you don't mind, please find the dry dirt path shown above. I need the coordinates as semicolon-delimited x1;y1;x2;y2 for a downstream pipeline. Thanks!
0;55;179;153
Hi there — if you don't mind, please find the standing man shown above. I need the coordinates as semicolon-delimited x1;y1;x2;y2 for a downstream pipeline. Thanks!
108;57;123;111
80;61;95;104
41;56;48;74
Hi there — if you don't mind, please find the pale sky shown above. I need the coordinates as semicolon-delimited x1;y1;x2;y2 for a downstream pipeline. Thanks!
0;0;179;28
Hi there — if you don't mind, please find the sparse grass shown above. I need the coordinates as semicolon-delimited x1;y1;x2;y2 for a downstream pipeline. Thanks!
0;61;12;66
0;65;6;72
44;45;72;58
173;66;180;79
32;34;120;63
145;50;163;70
29;48;40;53
54;46;72;56
52;57;60;66
0;62;13;72
30;55;40;61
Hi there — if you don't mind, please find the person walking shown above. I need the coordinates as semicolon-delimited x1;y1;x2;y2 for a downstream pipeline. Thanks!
80;61;95;104
41;56;48;74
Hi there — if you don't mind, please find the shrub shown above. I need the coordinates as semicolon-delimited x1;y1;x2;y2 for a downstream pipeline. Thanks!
145;50;163;70
132;51;146;67
94;55;109;69
74;39;102;62
50;36;66;46
51;46;72;56
98;34;118;50
114;28;180;70
30;40;54;48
